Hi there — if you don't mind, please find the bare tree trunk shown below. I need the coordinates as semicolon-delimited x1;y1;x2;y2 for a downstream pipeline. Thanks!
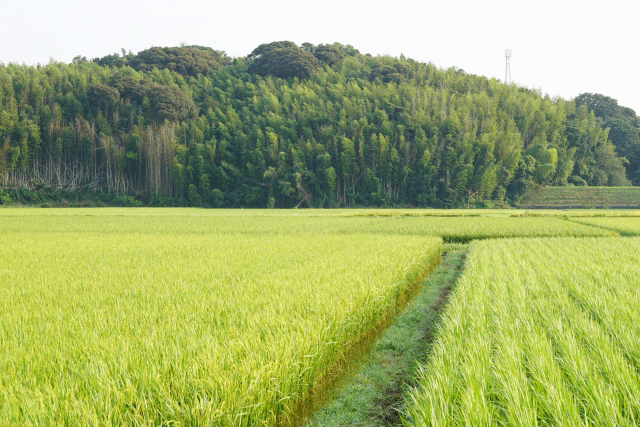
140;122;177;197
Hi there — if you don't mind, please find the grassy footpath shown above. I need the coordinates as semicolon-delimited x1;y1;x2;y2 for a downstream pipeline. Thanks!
304;244;468;427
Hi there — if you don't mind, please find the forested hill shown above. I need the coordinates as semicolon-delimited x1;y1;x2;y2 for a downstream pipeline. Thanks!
0;42;636;208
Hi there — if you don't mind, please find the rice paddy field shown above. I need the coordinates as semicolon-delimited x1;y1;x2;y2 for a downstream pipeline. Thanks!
0;208;619;241
405;237;640;427
337;216;617;242
1;225;442;425
1;207;640;426
568;217;640;236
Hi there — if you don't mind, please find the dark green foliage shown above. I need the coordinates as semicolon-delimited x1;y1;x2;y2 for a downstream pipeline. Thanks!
92;53;126;68
0;188;12;204
110;72;144;101
112;194;143;207
179;45;232;66
247;42;324;79
0;186;147;207
106;70;195;122
308;43;346;66
595;143;630;186
247;41;298;59
128;46;221;77
96;46;223;77
369;62;414;83
87;84;120;116
575;93;622;120
146;85;196;122
575;92;640;184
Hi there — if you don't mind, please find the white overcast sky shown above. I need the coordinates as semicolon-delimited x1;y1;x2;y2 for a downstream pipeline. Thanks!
1;0;639;113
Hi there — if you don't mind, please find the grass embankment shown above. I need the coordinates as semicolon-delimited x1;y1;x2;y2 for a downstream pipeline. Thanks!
305;245;468;427
519;186;640;208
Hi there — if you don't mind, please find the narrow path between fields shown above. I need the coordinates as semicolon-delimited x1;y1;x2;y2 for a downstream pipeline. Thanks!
303;244;468;427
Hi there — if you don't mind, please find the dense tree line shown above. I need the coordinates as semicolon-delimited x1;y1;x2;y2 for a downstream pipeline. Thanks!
0;42;635;207
574;93;640;185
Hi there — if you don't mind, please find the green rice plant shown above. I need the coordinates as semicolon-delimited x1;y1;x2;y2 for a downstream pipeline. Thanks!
404;237;640;427
568;217;640;236
0;221;441;426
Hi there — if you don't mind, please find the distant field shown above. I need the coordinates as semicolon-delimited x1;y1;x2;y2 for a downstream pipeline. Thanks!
341;216;617;242
518;209;640;217
569;216;640;236
0;208;618;241
519;186;640;208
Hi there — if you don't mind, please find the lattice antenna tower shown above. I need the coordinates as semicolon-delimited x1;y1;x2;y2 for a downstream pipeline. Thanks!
505;49;512;84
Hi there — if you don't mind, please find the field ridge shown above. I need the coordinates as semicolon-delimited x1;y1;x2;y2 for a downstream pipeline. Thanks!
305;247;467;427
518;186;640;209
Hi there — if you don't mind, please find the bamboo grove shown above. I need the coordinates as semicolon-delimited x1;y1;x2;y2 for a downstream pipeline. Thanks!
0;43;634;207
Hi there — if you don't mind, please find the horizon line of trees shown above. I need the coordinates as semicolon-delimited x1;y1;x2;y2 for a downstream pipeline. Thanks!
1;42;637;208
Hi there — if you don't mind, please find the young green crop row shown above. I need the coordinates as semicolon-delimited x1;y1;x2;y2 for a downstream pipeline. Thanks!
404;237;640;427
0;228;441;426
